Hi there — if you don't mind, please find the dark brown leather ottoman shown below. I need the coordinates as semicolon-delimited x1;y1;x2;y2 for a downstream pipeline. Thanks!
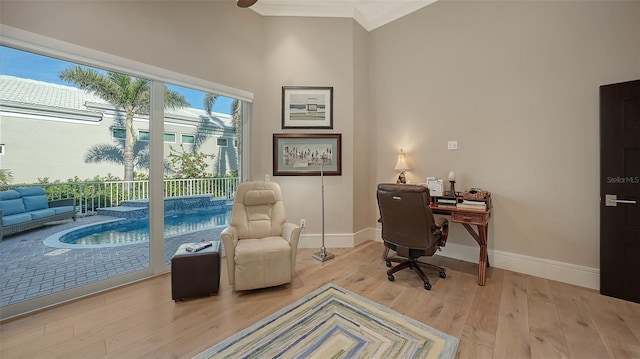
171;241;221;301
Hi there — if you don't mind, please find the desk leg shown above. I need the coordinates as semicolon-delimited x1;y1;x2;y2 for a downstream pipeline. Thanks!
462;223;489;286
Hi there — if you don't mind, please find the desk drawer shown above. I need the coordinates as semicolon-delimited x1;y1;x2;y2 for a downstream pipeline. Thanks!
452;211;485;225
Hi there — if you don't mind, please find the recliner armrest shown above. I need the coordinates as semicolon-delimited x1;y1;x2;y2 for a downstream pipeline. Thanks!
221;225;239;285
281;222;302;274
281;222;301;243
221;226;238;247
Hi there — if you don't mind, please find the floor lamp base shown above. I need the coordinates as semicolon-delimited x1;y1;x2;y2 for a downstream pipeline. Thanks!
312;249;335;262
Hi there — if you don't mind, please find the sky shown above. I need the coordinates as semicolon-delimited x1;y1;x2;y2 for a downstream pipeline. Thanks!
0;46;234;115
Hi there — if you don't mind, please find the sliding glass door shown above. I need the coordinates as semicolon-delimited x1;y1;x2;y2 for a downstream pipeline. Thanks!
0;43;248;319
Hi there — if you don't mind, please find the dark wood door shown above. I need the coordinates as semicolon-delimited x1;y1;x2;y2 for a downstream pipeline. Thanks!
600;79;640;303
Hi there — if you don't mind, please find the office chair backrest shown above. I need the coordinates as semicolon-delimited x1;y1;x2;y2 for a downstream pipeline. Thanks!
377;183;439;256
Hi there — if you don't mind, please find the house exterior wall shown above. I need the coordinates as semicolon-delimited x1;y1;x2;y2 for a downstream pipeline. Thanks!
0;84;237;184
0;111;234;183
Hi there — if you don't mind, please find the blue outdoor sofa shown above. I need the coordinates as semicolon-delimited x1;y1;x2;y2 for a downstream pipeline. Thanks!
0;187;76;241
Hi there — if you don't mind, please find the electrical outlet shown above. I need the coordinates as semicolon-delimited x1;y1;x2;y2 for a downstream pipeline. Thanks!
300;219;306;228
265;174;270;181
447;140;458;150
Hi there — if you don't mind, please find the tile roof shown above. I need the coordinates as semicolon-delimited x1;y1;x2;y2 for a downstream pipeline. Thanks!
1;75;105;112
0;75;232;129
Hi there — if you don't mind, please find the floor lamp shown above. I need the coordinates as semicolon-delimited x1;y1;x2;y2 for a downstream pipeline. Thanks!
313;161;334;262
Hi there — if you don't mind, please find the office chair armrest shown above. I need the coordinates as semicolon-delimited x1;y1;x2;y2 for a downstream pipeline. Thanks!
433;217;449;246
433;217;448;230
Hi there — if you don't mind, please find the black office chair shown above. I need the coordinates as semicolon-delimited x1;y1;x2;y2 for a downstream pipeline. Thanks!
376;183;449;290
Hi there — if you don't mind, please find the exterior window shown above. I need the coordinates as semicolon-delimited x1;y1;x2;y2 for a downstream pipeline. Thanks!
139;131;176;143
182;135;195;144
112;128;126;140
217;138;228;147
139;130;150;141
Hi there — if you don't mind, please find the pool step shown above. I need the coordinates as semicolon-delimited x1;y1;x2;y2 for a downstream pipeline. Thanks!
97;196;229;219
97;206;148;218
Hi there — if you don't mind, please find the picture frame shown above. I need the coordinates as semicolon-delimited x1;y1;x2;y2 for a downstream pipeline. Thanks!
273;133;342;176
282;86;333;129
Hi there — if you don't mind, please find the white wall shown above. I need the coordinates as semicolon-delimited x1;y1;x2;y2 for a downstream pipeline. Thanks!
369;0;640;273
257;16;356;237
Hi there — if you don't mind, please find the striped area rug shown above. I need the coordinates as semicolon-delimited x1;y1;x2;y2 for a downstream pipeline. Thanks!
194;284;459;359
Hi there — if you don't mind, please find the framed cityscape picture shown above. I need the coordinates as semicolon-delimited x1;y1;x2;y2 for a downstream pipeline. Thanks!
273;133;342;176
282;86;333;129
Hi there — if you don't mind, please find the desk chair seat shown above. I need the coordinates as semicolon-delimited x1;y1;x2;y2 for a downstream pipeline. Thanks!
377;183;449;290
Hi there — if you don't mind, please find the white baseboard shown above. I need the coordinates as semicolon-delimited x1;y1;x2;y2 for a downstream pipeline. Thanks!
298;233;358;249
437;242;600;290
322;228;599;290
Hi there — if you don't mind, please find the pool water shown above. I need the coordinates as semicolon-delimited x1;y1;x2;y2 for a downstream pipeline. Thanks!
59;208;231;246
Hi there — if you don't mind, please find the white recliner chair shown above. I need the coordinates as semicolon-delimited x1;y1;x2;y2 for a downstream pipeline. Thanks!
221;181;302;291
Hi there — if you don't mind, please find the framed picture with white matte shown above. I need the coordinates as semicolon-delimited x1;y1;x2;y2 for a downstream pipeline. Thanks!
282;86;333;129
273;133;342;176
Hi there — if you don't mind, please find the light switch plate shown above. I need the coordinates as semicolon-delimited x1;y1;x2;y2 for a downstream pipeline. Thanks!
447;141;458;150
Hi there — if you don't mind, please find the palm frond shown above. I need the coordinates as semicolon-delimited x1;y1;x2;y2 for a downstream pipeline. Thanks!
84;144;124;164
204;93;218;116
164;87;189;110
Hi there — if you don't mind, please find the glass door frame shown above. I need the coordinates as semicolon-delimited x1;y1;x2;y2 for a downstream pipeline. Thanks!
0;25;253;320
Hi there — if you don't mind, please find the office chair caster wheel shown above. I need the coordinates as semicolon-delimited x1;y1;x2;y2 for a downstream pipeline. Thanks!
439;272;446;279
387;274;395;282
385;261;391;268
424;282;432;290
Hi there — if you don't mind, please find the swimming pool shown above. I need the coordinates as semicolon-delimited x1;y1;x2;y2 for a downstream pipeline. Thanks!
43;207;231;249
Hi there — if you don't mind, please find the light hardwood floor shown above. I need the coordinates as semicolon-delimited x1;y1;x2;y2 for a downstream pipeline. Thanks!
1;240;639;358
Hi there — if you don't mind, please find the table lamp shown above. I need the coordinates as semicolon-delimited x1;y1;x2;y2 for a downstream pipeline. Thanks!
394;149;409;184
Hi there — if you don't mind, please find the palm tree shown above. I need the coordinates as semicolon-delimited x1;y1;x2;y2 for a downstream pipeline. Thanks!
84;124;152;172
193;93;220;152
231;99;241;137
0;169;13;185
59;66;188;182
200;94;242;176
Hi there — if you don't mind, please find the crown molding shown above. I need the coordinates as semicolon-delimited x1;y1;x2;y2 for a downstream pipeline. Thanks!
249;0;437;32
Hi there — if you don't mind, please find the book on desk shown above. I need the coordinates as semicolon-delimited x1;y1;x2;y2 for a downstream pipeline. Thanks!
429;193;491;212
432;197;457;209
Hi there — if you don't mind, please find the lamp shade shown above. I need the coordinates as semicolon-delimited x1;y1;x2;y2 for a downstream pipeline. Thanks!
394;150;409;171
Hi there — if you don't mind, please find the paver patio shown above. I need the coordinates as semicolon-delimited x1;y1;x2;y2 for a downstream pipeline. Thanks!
0;215;224;307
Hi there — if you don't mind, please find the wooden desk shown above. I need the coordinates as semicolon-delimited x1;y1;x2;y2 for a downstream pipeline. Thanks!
430;203;492;286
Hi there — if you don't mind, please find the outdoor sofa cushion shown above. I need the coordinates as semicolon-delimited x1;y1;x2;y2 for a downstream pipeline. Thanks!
15;187;46;197
0;198;26;216
2;213;32;226
0;190;21;200
22;195;49;212
28;209;57;220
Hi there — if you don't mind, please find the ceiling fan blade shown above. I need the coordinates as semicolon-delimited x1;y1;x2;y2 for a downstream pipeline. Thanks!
237;0;258;8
